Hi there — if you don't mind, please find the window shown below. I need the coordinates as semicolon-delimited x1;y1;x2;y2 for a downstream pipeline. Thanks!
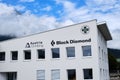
82;45;91;56
83;68;93;79
51;69;60;80
66;47;75;58
11;51;18;60
51;48;60;58
7;72;17;80
99;47;101;59
103;69;104;78
37;70;45;80
106;54;108;62
102;49;103;61
103;52;105;61
37;49;45;59
100;68;102;80
67;69;76;80
0;52;5;61
24;50;31;60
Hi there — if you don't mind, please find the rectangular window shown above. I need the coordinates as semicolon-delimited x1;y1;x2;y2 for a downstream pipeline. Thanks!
0;52;5;61
51;48;60;58
102;49;103;60
37;70;45;80
11;51;18;60
67;69;76;80
83;68;93;79
66;47;75;58
99;47;101;60
37;49;45;59
24;50;31;60
51;69;60;80
82;45;91;56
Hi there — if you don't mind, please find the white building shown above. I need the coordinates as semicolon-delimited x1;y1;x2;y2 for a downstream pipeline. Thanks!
0;20;112;80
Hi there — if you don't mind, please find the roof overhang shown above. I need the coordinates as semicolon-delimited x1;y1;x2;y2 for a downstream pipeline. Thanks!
97;22;112;41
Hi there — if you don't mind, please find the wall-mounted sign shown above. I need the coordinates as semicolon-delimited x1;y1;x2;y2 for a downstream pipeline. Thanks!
25;41;43;48
81;25;90;34
51;38;91;46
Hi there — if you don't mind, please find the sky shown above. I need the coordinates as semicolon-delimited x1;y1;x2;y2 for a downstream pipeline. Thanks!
0;0;120;49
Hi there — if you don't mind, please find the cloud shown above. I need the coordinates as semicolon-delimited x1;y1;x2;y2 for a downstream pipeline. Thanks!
85;0;117;6
85;0;120;12
0;15;57;36
14;5;25;11
0;14;58;36
55;0;120;30
0;3;15;15
19;0;35;2
108;29;120;49
41;6;52;11
0;3;58;36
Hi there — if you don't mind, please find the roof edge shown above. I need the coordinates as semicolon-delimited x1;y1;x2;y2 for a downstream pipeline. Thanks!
97;22;112;41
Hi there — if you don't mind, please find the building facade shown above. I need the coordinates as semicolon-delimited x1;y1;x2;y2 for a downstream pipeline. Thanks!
0;20;112;80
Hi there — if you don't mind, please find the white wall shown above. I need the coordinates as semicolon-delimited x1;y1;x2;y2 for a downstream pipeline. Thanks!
97;29;110;80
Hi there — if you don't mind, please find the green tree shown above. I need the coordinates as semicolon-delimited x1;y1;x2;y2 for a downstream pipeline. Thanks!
108;53;118;71
118;62;120;70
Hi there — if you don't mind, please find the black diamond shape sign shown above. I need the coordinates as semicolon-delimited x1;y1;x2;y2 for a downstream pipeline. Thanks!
51;40;55;46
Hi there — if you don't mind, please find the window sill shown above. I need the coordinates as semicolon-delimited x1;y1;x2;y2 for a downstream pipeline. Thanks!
23;60;31;62
67;57;76;60
36;59;45;61
82;56;92;59
51;58;60;60
10;60;18;62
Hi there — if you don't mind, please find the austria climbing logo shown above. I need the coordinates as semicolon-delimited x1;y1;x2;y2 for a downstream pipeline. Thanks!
25;41;43;48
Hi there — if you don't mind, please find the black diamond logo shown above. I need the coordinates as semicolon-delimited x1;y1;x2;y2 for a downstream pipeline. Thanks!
51;40;55;46
81;26;89;34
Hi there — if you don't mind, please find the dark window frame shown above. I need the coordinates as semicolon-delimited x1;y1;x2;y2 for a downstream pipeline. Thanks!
37;49;45;59
66;47;75;58
51;48;60;58
67;69;76;80
82;45;92;56
24;50;31;60
83;68;93;79
11;51;18;60
0;52;5;61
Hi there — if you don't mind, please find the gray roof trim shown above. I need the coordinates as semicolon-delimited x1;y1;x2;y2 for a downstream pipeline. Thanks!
97;22;112;41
